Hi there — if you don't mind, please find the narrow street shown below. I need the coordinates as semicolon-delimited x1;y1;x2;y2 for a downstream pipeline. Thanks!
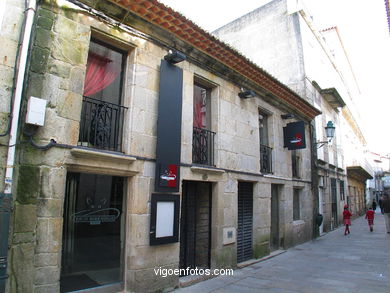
174;210;390;293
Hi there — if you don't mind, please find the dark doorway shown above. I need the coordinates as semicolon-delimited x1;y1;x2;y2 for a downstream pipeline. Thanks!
237;182;253;263
270;184;280;251
180;181;212;274
61;172;124;292
331;178;338;229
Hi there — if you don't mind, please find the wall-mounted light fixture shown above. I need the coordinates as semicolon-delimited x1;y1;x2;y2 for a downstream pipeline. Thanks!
281;113;295;120
316;121;335;148
164;50;186;64
238;88;256;99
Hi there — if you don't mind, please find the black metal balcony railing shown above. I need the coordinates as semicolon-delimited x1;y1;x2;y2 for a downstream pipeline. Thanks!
192;127;215;166
78;96;127;152
260;144;272;174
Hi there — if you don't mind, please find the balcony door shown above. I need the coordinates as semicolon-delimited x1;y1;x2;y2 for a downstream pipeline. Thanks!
193;82;215;166
79;39;127;152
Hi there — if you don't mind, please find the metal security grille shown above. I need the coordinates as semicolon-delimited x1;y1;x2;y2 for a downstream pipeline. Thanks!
180;181;211;274
237;182;253;263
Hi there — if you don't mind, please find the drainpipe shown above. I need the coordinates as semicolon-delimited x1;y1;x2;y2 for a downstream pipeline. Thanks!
0;0;36;292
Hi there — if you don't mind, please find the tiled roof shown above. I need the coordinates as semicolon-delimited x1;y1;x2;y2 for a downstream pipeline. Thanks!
109;0;321;119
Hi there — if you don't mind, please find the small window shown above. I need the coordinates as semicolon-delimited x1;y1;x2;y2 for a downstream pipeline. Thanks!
259;111;272;173
340;180;345;200
293;188;300;221
292;150;300;178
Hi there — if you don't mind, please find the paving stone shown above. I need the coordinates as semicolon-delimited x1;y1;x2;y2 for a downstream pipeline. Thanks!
173;212;390;293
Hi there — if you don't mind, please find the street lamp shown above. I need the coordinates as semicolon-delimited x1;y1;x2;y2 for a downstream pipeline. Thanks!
316;121;335;148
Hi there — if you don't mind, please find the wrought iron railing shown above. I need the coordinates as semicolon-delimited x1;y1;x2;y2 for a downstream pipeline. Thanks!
260;144;272;174
192;127;216;166
78;96;127;152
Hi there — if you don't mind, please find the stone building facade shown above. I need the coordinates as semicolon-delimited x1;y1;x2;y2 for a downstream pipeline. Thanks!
0;1;322;293
214;0;372;232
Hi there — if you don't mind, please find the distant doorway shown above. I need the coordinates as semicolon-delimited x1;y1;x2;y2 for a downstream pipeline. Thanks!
270;184;280;251
331;178;338;229
237;182;253;263
180;181;212;274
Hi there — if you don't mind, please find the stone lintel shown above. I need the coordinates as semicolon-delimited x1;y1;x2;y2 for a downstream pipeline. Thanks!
190;165;225;175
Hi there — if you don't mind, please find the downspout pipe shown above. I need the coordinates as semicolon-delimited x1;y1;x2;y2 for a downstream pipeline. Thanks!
0;0;37;292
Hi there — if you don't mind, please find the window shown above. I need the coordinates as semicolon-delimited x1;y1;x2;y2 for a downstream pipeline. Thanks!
259;112;272;173
192;82;215;165
340;180;345;200
292;150;300;178
78;39;127;152
293;188;300;221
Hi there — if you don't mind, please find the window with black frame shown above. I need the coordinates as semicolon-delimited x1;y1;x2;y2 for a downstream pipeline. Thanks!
259;112;272;173
293;188;301;221
78;39;127;152
192;82;215;166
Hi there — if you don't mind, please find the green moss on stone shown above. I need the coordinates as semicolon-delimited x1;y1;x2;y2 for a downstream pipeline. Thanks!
16;165;40;204
30;47;50;74
37;16;54;30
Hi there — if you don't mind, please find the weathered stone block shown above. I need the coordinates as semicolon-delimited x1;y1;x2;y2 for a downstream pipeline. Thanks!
57;91;83;121
48;59;71;78
34;266;60;285
51;36;88;66
36;218;62;253
10;243;35;293
69;66;85;94
12;232;35;244
30;47;50;74
37;198;63;217
38;7;56;20
33;284;60;293
40;166;66;199
37;16;54;30
13;203;37;233
53;14;77;37
16;165;40;204
34;253;59;267
127;264;179;293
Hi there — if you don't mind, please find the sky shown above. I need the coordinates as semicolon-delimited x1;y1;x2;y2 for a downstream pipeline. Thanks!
159;0;390;155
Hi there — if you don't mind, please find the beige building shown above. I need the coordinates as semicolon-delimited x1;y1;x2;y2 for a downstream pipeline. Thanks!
0;1;323;293
214;0;373;233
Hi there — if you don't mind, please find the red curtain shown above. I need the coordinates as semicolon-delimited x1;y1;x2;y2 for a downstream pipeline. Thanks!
83;52;119;97
193;86;206;128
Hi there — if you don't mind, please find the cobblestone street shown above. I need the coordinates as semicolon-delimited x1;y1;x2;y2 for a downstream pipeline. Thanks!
174;210;390;293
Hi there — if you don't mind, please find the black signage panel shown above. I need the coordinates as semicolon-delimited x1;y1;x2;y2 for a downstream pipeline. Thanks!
155;60;183;192
283;121;306;150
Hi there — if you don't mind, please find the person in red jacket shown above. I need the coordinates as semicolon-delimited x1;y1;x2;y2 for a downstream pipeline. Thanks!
343;204;352;235
365;206;375;232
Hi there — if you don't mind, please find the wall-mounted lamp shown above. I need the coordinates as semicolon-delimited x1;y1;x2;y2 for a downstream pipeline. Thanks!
281;113;295;120
316;121;335;148
238;89;256;99
164;50;186;64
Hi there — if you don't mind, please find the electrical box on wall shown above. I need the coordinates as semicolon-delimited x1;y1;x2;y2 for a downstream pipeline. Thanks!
26;96;47;126
223;227;236;245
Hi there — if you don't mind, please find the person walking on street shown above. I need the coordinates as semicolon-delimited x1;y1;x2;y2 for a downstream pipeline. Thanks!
372;199;377;212
365;206;375;232
343;204;352;235
382;193;390;233
379;196;384;214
